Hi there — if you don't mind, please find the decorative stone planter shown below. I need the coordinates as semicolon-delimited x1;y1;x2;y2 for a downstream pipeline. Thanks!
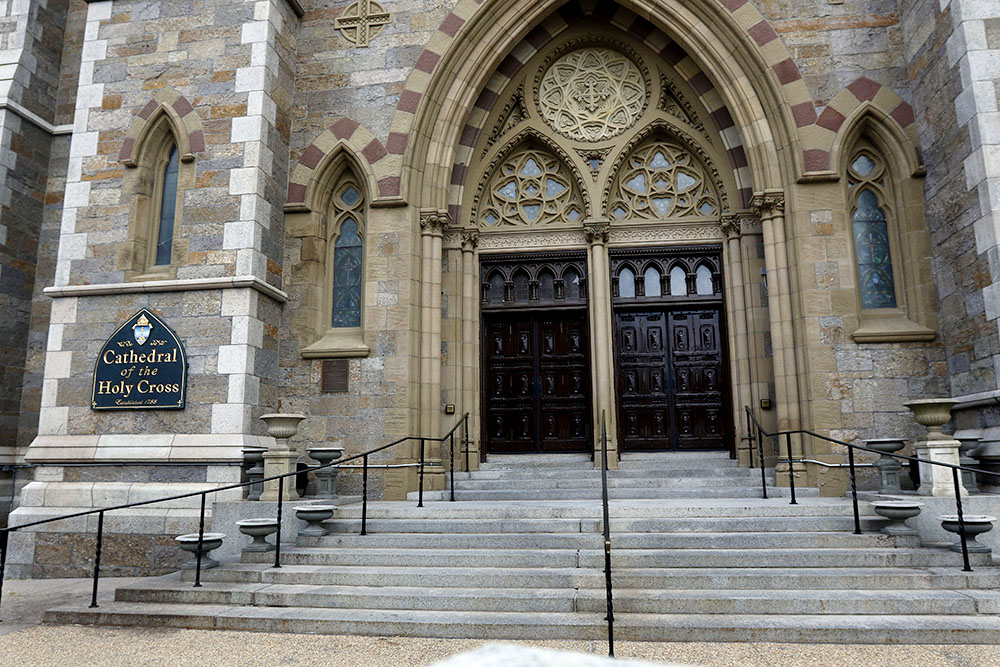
871;501;922;536
294;505;336;537
865;439;906;494
175;533;226;569
939;515;996;553
236;518;279;552
956;435;981;493
259;412;307;502
903;398;966;497
308;446;345;498
242;448;266;501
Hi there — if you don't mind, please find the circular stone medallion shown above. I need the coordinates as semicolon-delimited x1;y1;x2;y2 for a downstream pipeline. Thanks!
537;47;647;142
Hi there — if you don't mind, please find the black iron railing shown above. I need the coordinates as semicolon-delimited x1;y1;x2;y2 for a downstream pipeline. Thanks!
599;411;614;657
0;412;471;619
745;406;1000;572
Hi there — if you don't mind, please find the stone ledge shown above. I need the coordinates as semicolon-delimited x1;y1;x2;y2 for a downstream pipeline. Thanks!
25;434;272;463
43;276;288;304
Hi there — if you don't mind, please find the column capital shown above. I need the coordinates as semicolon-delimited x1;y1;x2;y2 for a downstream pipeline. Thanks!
460;228;479;250
583;219;610;246
419;208;449;236
720;215;740;239
750;190;784;217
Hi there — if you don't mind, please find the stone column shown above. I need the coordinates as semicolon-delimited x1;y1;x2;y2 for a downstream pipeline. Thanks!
722;216;753;462
461;230;480;469
418;209;446;486
753;192;803;465
585;220;618;467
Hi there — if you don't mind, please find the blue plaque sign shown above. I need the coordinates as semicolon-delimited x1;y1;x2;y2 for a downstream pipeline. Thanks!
92;308;187;410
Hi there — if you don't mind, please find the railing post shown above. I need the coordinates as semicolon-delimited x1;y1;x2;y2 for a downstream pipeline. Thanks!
449;432;456;502
361;454;369;536
464;414;470;473
757;425;768;499
194;492;206;588
953;466;972;572
89;511;104;608
785;432;797;505
0;529;8;621
418;437;425;508
847;446;861;535
273;476;283;569
600;412;614;657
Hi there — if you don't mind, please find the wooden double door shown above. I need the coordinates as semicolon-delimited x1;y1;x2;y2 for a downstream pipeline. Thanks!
615;308;727;451
482;311;592;453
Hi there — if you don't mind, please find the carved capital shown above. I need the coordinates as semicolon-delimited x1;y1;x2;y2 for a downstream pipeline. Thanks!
583;220;610;245
720;215;740;239
750;191;784;217
460;229;479;250
419;208;449;236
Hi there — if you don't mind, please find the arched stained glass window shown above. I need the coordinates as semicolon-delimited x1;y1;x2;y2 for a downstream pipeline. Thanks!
619;267;636;298
330;180;366;328
644;267;662;297
478;146;584;227
670;266;687;296
695;265;713;295
848;149;897;309
155;145;179;266
608;139;720;220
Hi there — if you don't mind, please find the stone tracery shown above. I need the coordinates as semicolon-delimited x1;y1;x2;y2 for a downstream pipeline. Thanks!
608;139;720;220
477;146;585;228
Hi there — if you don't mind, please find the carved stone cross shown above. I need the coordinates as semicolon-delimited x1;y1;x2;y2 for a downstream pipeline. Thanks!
335;0;391;48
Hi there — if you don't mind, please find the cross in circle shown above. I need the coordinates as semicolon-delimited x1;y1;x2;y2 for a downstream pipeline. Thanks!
579;77;610;112
335;0;391;48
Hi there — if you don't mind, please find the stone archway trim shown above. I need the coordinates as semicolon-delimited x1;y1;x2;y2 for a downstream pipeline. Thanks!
118;88;205;166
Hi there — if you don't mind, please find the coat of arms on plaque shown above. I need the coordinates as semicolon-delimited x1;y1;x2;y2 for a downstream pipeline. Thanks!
132;313;152;345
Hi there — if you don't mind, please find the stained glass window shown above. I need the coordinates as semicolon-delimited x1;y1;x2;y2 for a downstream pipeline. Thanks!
331;180;365;328
644;267;662;297
853;189;896;308
479;146;584;227
608;139;719;220
619;268;635;297
155;145;179;266
848;149;897;310
696;265;713;295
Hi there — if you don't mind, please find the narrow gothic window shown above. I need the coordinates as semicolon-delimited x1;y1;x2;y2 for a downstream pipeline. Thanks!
154;145;179;266
848;149;897;309
331;182;365;328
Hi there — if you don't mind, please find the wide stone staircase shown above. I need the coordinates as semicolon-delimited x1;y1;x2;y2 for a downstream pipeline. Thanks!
45;452;1000;642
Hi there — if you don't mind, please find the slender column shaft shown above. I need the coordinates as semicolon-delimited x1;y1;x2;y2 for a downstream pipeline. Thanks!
585;222;617;466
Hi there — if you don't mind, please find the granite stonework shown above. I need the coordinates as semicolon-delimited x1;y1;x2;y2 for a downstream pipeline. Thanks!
0;0;999;574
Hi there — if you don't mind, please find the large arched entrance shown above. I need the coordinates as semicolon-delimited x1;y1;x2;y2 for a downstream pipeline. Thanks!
459;20;746;456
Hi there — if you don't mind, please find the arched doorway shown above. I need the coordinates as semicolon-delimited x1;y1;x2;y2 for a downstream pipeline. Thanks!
462;20;745;456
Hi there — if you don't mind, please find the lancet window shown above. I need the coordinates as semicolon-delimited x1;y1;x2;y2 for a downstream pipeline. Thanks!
847;148;897;309
330;179;365;328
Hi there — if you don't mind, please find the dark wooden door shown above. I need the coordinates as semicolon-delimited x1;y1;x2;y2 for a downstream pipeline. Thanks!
669;309;725;450
615;311;671;450
615;308;726;451
483;312;591;453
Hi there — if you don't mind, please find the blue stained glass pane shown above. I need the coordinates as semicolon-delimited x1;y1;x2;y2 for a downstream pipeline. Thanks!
545;178;566;197
853;189;897;309
155;146;179;266
497;181;518;200
644;267;661;297
521;158;542;176
851;155;875;176
650;152;670;168
670;266;687;296
696;265;713;295
676;172;696;191
341;185;361;206
619;268;635;298
332;218;363;327
625;173;646;193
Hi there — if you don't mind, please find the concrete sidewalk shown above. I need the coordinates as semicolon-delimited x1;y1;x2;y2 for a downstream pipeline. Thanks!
1;577;999;666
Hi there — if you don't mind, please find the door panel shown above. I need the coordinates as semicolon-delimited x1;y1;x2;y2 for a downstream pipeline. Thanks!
483;312;591;453
615;312;671;450
670;310;725;450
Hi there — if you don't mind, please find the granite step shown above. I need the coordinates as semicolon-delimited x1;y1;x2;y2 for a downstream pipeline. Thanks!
412;487;817;501
43;602;1000;643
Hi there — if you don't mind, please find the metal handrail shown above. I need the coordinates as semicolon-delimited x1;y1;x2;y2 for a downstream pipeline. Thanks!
745;405;1000;572
599;411;614;657
0;412;471;619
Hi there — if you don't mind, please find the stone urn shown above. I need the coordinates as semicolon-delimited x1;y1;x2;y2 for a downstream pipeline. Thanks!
259;412;307;502
939;515;996;553
236;518;279;552
294;505;336;537
865;438;906;494
308;446;346;498
175;533;226;569
902;398;965;497
871;500;922;536
242;448;266;501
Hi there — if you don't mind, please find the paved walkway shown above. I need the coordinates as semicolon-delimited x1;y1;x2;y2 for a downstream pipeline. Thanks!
1;578;998;666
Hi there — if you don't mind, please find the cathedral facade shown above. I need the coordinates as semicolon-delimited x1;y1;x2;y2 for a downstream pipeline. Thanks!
1;0;999;572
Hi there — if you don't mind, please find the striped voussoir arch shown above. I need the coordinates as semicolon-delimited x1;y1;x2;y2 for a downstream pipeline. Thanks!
119;88;205;166
285;116;396;210
804;77;918;173
384;0;815;220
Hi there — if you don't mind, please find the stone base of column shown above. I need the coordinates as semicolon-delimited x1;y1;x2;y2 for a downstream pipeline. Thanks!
261;450;300;501
915;439;968;497
773;460;806;487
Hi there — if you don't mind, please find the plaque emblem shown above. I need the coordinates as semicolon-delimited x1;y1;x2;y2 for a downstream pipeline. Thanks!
132;314;152;346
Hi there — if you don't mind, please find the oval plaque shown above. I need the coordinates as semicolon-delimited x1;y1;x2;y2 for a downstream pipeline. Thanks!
91;309;187;410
